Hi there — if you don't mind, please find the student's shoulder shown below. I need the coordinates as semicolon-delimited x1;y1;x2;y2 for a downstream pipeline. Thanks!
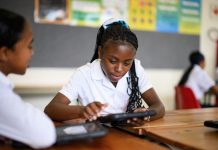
134;59;141;65
134;59;144;70
77;62;92;71
77;62;92;72
193;65;205;74
76;60;99;74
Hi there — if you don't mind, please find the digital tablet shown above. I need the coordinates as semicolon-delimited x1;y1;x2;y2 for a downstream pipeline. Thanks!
98;110;156;126
55;122;108;145
204;120;218;129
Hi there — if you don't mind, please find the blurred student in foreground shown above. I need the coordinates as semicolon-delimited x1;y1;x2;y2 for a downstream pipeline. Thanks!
0;8;56;149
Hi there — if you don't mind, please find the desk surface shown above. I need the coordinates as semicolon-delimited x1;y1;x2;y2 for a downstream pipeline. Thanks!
147;125;218;150
0;127;168;150
123;108;218;150
138;107;218;130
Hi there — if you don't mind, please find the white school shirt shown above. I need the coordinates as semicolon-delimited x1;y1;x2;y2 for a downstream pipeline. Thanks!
60;59;152;115
185;65;215;100
0;71;56;149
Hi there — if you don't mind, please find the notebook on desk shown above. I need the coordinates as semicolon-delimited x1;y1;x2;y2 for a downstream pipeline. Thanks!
55;121;108;145
204;120;218;129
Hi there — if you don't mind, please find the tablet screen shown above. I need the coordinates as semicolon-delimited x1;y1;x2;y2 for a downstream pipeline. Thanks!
63;126;87;135
55;122;108;145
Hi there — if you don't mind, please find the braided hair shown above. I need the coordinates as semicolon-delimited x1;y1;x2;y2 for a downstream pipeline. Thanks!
90;20;144;112
178;50;204;85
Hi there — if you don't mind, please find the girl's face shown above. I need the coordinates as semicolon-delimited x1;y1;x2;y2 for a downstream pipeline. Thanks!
98;40;136;85
5;22;33;75
199;59;206;69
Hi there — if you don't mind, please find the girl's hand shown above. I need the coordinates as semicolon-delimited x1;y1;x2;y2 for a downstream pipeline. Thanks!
82;102;107;121
127;108;150;126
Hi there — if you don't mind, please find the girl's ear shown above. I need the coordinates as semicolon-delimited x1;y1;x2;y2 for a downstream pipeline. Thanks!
0;46;9;62
98;46;103;59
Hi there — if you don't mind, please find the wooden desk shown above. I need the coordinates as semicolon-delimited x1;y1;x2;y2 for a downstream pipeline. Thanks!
0;127;168;150
146;125;218;150
122;108;218;150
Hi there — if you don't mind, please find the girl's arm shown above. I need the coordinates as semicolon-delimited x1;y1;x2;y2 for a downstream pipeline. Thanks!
44;93;85;121
209;85;218;95
141;88;165;120
44;93;107;122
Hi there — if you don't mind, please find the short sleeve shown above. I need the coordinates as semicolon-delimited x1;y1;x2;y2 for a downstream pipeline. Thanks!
59;69;83;104
197;70;215;92
134;59;153;94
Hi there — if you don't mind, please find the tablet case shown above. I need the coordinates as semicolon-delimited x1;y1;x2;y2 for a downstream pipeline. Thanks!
98;110;156;126
204;120;218;129
55;122;108;145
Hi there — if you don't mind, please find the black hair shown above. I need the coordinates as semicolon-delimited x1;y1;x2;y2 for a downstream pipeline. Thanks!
178;50;205;85
0;8;26;49
91;21;143;112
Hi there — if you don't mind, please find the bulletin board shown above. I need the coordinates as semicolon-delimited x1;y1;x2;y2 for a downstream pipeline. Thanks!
0;0;200;69
34;0;71;24
34;0;201;35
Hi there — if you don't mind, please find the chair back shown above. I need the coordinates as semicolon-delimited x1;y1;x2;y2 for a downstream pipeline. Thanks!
175;86;201;109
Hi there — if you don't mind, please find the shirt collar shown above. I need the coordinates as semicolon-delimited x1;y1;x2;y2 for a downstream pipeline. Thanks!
0;71;14;89
194;64;202;70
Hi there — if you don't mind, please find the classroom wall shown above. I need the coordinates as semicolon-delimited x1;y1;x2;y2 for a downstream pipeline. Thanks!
0;0;199;69
201;0;218;78
9;68;182;111
4;0;218;111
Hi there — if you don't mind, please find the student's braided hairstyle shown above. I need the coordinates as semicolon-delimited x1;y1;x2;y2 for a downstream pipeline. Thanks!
90;20;144;112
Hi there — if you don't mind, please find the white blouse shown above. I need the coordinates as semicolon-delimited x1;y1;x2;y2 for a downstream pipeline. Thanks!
0;71;56;149
60;59;152;115
185;65;215;100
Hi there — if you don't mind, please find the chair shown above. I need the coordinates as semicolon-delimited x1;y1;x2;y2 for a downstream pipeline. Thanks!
175;86;201;109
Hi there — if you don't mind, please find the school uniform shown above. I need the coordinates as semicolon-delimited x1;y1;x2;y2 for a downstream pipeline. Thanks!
60;59;152;115
0;71;56;149
185;65;215;100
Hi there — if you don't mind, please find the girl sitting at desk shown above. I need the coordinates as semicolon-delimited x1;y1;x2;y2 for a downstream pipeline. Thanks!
178;50;218;106
44;19;165;123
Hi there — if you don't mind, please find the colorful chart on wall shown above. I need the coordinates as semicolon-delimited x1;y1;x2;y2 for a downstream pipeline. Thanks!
34;0;201;35
128;0;156;31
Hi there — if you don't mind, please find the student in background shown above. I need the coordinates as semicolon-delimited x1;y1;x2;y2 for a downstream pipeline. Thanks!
178;50;218;102
44;18;165;123
0;8;56;149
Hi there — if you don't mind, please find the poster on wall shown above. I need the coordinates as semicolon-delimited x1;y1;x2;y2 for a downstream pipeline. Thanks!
70;0;128;27
210;3;218;20
101;0;128;23
34;0;71;24
128;0;156;31
71;0;101;27
179;0;201;35
156;0;179;33
34;0;201;35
